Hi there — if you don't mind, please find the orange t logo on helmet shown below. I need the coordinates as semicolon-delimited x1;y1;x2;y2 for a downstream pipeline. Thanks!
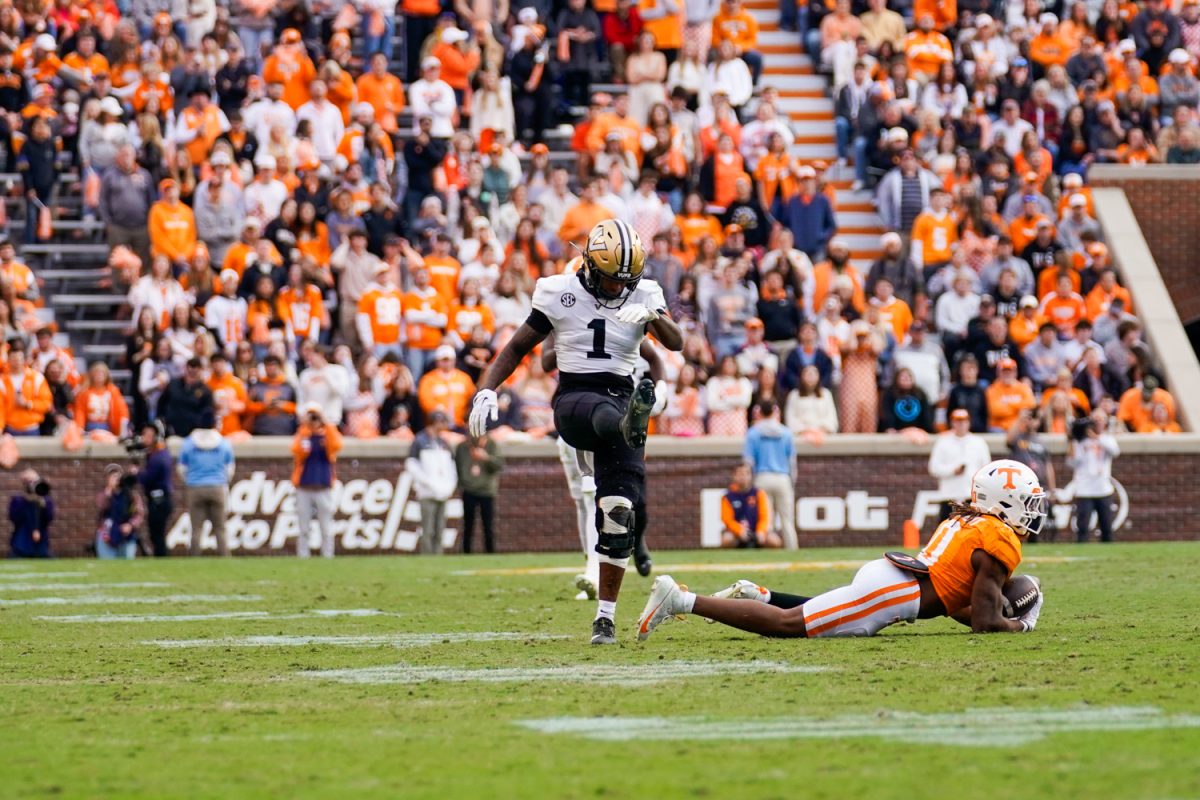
996;466;1020;490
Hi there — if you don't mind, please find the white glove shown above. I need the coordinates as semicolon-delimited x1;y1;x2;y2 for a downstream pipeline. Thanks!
1017;590;1044;632
650;379;669;417
615;304;660;325
468;389;498;437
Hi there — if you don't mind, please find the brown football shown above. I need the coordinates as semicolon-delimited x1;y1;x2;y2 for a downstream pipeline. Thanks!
1002;575;1041;618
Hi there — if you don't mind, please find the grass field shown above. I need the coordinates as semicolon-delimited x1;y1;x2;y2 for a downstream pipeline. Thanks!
2;543;1200;799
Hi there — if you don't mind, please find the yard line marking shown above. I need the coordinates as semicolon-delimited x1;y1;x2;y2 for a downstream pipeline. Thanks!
150;632;569;649
307;660;832;686
0;571;90;580
0;594;263;607
517;706;1200;746
0;582;171;592
35;609;393;624
452;557;1089;578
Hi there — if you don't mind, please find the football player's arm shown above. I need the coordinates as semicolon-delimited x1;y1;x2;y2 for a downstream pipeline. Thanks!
968;548;1025;633
477;320;549;392
541;332;557;372
647;313;683;351
639;339;665;382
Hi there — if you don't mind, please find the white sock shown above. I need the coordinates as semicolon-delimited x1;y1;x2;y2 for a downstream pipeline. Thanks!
758;589;772;604
597;600;616;621
679;591;696;614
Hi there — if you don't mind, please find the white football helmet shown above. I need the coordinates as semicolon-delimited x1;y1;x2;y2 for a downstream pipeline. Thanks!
970;459;1047;538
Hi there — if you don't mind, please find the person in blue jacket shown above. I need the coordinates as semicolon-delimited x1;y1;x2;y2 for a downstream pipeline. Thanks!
9;468;53;558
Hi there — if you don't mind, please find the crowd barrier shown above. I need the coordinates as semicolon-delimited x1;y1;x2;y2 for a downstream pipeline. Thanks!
6;434;1198;557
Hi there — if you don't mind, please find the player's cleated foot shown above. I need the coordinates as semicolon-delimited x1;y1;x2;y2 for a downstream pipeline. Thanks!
637;575;686;642
590;616;617;645
634;536;653;577
575;574;597;601
619;378;656;449
706;579;769;622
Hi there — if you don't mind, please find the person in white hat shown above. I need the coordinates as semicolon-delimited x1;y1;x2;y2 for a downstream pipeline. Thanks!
928;407;992;522
1058;193;1102;252
203;268;250;358
408;55;457;138
243;152;287;224
1160;48;1200;118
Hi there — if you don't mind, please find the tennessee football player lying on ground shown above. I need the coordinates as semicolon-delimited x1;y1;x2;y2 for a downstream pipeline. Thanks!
637;459;1046;640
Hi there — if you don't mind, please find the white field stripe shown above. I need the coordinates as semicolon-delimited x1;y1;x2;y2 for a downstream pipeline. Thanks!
0;594;262;607
0;582;171;592
0;571;90;580
517;706;1200;746
307;660;832;686
150;632;570;649
35;609;392;624
453;557;1089;577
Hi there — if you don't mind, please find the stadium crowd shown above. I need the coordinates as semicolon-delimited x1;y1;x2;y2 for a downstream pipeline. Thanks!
0;0;1186;446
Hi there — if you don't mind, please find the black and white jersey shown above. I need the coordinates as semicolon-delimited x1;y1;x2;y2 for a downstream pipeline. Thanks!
531;271;666;379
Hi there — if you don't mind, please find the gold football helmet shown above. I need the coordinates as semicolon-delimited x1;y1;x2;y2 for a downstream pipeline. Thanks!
581;219;645;308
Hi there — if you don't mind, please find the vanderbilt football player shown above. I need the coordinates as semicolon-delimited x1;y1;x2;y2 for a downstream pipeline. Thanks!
470;219;683;644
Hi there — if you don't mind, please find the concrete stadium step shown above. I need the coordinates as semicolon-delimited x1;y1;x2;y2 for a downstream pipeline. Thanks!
51;293;127;308
835;211;885;232
788;143;838;160
762;54;814;72
81;343;126;360
765;73;826;89
66;319;130;333
759;30;804;48
790;120;835;140
777;97;834;121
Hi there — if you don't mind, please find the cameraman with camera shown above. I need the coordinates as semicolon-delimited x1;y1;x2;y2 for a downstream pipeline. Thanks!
96;465;144;560
291;402;343;558
9;468;53;558
134;422;174;557
1068;410;1120;543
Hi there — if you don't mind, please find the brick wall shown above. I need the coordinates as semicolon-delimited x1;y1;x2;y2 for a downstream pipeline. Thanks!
5;450;1196;557
1089;171;1200;325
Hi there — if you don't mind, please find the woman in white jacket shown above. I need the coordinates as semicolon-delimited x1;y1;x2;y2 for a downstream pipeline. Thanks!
705;355;753;436
785;364;838;437
469;69;515;145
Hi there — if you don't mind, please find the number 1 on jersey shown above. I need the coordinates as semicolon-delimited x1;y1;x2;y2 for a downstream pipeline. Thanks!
586;318;611;360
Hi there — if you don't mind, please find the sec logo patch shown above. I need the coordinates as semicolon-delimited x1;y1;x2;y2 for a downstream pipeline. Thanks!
561;293;576;307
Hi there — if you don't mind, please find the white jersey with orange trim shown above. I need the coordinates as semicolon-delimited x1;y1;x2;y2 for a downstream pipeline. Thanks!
204;295;248;356
800;559;921;638
531;271;666;378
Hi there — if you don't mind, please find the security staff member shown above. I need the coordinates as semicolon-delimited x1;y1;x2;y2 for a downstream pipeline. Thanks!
136;421;175;556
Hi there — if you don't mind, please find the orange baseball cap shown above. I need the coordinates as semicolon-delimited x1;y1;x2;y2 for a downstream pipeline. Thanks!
724;223;743;234
998;357;1018;371
281;28;302;44
159;178;177;192
950;408;970;420
530;143;549;155
1086;242;1108;258
744;317;763;329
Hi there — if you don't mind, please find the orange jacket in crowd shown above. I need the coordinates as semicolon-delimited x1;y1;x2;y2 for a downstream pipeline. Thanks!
877;296;914;342
403;287;449;352
1009;313;1042;350
811;260;866;314
177;103;227;165
357;285;405;347
449;300;496;340
223;240;283;278
417;366;476;427
558;200;614;248
901;29;953;80
754;153;798;209
912;0;956;30
986;378;1036;431
208;372;249;435
1008;214;1049;255
712;9;759;52
277;284;326;341
639;0;683;50
262;46;317;110
675;212;724;253
424;254;462;306
356;71;406;132
148;200;197;263
1117;385;1177;432
910;209;958;264
585;112;642;157
2;367;53;432
290;421;344;486
431;43;480;91
73;383;129;434
1085;283;1133;321
1039;290;1087;336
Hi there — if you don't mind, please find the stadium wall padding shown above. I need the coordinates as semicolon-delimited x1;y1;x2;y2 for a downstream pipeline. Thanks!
4;435;1197;556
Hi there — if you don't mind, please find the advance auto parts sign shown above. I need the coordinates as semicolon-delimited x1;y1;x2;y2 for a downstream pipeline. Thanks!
165;472;462;554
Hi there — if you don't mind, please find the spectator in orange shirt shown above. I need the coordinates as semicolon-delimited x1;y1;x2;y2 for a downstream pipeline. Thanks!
902;13;953;82
1115;127;1161;164
356;263;406;360
403;266;450;380
148;178;198;269
1117;375;1177;432
1009;295;1044;350
207;352;249;435
262;28;316;110
1028;13;1073;71
712;0;762;84
417;344;476;428
985;357;1036;432
871;276;913;342
1085;269;1133;321
356;52;406;133
1039;272;1088;337
74;361;130;435
432;28;480;105
1008;198;1050;254
2;347;53;436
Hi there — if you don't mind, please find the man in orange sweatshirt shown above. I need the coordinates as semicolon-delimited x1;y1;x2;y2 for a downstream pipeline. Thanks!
74;361;129;435
148;179;197;270
206;352;249;435
2;347;52;436
261;28;316;110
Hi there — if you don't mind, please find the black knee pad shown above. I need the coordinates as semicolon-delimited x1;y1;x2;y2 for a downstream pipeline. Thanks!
595;496;635;559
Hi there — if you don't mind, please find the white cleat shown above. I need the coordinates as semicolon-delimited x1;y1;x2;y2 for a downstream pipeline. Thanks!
637;575;685;642
706;579;770;622
574;574;597;601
